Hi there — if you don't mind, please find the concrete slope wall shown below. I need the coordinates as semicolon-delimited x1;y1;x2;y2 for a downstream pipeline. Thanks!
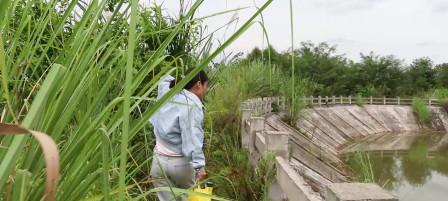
285;104;448;196
297;105;448;149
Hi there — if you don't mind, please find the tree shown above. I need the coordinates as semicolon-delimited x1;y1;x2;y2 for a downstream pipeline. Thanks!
403;57;436;95
355;52;404;97
435;63;448;88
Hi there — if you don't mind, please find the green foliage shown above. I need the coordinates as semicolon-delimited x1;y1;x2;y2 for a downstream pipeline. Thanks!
0;0;273;200
355;93;365;106
254;152;277;201
244;42;447;97
347;152;375;183
432;88;448;112
433;88;448;100
204;61;312;200
412;98;432;123
435;63;448;87
403;58;436;95
279;78;315;124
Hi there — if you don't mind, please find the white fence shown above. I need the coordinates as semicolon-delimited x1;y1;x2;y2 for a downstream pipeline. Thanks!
240;97;287;116
302;96;443;107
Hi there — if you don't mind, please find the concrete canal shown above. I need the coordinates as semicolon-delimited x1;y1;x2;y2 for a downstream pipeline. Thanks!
343;132;448;201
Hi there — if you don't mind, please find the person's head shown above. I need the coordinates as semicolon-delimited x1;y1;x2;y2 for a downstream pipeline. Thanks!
169;68;209;99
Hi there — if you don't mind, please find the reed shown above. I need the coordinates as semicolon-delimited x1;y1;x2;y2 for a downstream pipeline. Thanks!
0;0;273;200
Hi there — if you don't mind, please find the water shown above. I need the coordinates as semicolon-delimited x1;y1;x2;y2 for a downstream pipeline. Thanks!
344;132;448;201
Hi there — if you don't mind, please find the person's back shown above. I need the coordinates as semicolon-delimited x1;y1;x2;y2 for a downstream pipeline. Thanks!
149;69;209;201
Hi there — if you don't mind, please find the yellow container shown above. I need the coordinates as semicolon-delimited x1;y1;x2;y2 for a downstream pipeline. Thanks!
188;186;213;201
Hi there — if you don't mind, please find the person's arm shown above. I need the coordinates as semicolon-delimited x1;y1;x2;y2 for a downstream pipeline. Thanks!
157;75;175;100
179;105;206;170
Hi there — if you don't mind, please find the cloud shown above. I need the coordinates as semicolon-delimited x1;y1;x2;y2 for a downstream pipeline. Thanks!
431;0;448;12
310;0;386;14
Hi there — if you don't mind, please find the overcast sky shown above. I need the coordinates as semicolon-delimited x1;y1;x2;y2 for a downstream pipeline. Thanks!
150;0;448;64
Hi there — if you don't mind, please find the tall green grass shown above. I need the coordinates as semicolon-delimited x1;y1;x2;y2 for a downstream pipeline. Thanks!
355;93;366;106
0;0;273;200
432;88;448;112
412;98;431;123
347;152;375;183
288;0;296;121
204;61;312;200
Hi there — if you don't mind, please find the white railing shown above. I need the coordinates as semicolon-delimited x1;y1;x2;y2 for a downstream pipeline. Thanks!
240;97;321;201
302;96;442;107
241;96;287;116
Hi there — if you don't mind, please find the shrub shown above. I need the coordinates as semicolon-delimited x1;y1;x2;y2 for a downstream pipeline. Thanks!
355;93;366;106
433;88;448;112
412;98;431;123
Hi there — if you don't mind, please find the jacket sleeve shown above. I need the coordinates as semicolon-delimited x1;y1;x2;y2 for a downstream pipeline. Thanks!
179;105;205;169
157;75;175;100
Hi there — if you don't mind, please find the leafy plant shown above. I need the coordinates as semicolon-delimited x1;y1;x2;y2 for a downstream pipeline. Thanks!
0;0;274;200
355;93;366;106
432;88;448;113
412;98;431;123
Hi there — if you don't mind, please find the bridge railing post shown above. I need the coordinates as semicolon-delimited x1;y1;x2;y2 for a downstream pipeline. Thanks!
332;96;335;105
383;96;386;105
240;102;253;149
318;96;321;107
349;96;352;105
340;96;343;104
248;117;265;164
370;96;373;104
397;96;400;105
429;98;432;106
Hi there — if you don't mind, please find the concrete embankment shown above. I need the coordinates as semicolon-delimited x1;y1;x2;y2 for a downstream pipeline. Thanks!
265;104;448;197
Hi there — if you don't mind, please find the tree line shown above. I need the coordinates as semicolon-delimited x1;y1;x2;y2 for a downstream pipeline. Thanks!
242;42;448;97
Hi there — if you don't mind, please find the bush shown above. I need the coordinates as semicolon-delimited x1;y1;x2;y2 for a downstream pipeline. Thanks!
355;93;366;106
412;98;431;123
433;88;448;112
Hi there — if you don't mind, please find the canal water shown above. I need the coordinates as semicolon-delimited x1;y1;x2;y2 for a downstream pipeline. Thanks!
344;132;448;201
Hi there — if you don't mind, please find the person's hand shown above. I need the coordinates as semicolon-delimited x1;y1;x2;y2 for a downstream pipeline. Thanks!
195;168;207;181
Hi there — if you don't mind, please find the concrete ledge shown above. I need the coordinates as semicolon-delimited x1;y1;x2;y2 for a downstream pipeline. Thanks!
255;132;266;153
240;108;252;149
325;183;398;201
248;117;265;156
265;131;289;158
276;157;322;201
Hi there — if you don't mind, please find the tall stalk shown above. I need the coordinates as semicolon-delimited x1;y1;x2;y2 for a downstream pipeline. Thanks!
289;0;296;116
119;0;137;199
0;0;274;200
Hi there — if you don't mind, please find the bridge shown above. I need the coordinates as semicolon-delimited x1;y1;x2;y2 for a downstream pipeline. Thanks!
240;96;448;201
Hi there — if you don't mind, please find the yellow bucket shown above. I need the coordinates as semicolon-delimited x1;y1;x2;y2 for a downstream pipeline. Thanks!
188;182;213;201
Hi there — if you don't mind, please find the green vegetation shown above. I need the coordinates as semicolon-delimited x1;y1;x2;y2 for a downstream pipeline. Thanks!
347;134;448;192
347;152;375;183
0;0;274;200
2;0;448;200
412;98;432;123
432;88;448;112
204;61;311;199
355;93;366;106
245;43;448;97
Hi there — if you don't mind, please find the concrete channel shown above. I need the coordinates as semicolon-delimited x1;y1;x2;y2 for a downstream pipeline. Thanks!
240;97;448;201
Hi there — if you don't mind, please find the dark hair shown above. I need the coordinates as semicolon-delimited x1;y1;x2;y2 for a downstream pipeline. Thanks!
169;68;209;89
